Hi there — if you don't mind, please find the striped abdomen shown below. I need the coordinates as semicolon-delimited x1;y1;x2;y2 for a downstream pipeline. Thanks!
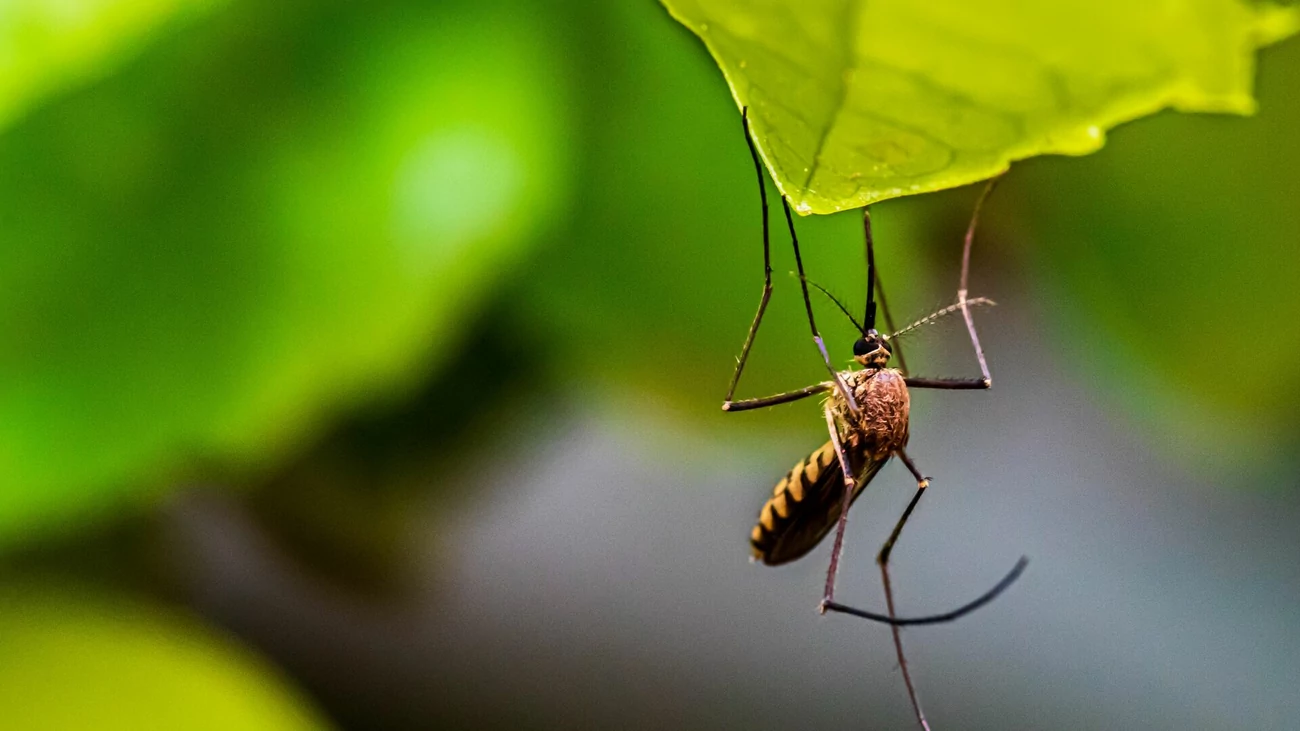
749;439;887;566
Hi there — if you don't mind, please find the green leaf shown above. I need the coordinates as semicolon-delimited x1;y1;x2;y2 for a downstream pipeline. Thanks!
0;584;330;730
522;1;947;433
0;0;228;133
661;0;1299;213
0;2;571;547
1007;36;1300;467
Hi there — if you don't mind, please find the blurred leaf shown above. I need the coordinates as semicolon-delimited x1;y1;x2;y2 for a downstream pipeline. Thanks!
242;301;559;596
0;584;329;731
661;0;1299;213
0;1;572;546
0;0;227;133
1007;37;1300;466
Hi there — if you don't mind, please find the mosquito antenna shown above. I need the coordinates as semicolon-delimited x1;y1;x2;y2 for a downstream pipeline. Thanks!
886;297;996;340
803;278;865;334
863;208;878;331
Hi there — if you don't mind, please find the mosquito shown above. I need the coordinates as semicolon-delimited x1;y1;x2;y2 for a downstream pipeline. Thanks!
723;108;1028;730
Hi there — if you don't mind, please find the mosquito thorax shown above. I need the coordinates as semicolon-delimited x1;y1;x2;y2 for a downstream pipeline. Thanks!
851;330;891;368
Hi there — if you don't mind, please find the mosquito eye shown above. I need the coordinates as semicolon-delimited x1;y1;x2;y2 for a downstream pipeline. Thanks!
852;338;872;356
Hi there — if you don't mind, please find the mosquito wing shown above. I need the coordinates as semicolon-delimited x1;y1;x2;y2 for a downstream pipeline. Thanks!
750;440;889;566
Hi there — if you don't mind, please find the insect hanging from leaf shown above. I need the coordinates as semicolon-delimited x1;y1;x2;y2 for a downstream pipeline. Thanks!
722;107;1028;731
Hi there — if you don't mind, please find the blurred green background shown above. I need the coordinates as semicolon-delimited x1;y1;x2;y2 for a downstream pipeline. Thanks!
1;1;1298;729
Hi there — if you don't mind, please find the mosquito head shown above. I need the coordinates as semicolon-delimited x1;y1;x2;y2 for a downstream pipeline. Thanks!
852;329;890;369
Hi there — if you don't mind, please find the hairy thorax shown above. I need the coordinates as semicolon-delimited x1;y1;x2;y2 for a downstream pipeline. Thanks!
831;368;910;459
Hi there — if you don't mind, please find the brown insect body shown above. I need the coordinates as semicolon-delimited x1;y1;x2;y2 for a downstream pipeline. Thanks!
750;364;910;565
840;365;911;459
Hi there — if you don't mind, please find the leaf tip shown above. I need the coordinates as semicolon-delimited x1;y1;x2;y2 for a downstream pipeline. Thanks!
1253;3;1300;47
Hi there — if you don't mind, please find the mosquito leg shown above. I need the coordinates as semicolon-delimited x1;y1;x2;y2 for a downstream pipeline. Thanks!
958;177;1002;307
879;448;932;731
722;382;833;412
816;430;1026;625
874;277;909;377
783;197;858;413
822;560;1028;625
857;207;909;377
882;449;930;563
819;445;1025;623
904;377;989;390
722;108;775;410
818;446;1028;626
900;178;1003;391
955;176;1002;388
819;405;857;610
818;446;1028;727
